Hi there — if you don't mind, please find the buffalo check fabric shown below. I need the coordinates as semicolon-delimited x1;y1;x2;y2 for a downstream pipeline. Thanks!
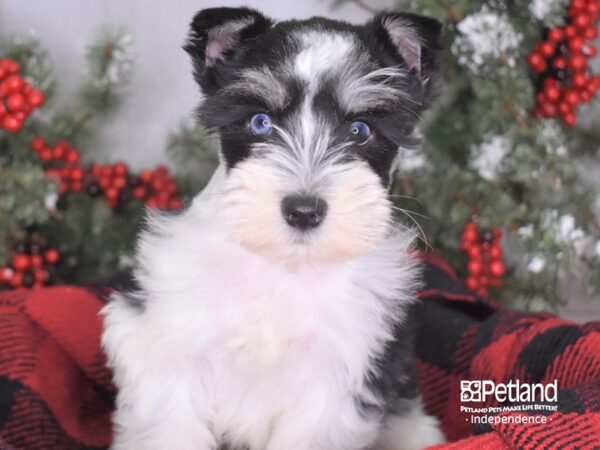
0;255;599;449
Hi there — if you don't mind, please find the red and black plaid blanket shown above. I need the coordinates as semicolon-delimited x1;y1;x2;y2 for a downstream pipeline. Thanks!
1;256;599;449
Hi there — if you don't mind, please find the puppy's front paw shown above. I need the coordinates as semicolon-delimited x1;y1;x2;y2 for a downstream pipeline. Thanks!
377;398;445;450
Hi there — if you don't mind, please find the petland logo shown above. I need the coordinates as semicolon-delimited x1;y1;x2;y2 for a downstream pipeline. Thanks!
461;379;558;403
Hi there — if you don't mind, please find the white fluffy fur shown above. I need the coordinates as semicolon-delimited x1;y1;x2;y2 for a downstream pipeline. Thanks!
103;169;420;449
377;398;446;450
102;29;443;450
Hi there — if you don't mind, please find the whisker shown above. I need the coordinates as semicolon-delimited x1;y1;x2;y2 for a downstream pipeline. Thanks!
390;205;431;220
390;206;431;250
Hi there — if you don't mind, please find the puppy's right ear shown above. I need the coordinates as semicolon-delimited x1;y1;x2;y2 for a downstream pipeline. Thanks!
184;7;273;93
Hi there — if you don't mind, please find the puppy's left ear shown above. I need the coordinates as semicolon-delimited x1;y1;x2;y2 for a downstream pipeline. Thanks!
364;11;442;83
184;7;274;93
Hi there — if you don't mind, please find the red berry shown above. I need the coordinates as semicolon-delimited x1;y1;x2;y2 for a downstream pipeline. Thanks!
100;166;113;178
572;72;588;89
565;25;578;38
547;27;564;42
2;59;20;75
168;198;183;210
71;181;83;191
151;178;166;192
6;93;26;112
99;177;111;190
3;115;22;132
105;187;119;201
90;164;102;177
527;52;547;72
113;162;128;177
27;90;45;107
31;137;46;151
112;176;127;190
40;149;54;162
544;85;561;102
30;254;44;268
468;245;483;258
552;57;568;70
463;221;478;232
465;276;480;291
564;89;581;106
489;260;506;277
479;275;490;287
542;102;558;117
0;266;14;284
569;36;585;52
488;245;503;259
539;42;555;57
467;259;484;275
3;75;24;93
44;248;60;265
574;14;591;29
156;197;169;209
569;53;587;71
558;101;572;115
10;272;23;288
571;0;585;10
132;186;147;200
562;112;577;126
53;146;66;160
165;182;178;195
584;27;598;39
462;228;479;243
70;167;86;181
11;254;31;272
139;169;153;184
66;149;80;164
581;90;592;101
34;269;49;283
476;287;489;297
583;45;597;57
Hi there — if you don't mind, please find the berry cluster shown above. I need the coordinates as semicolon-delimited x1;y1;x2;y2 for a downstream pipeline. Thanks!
460;222;506;297
31;137;183;210
0;58;45;132
528;0;600;126
0;242;60;289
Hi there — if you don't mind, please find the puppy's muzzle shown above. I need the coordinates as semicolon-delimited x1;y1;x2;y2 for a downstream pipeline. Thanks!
281;195;328;230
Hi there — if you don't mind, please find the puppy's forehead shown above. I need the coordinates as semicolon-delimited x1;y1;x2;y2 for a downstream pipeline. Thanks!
228;24;406;114
293;31;356;82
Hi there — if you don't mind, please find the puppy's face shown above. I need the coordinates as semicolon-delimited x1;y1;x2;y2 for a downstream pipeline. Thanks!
185;8;441;265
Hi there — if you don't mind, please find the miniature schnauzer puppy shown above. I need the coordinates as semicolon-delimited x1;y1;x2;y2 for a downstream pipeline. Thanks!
102;7;445;450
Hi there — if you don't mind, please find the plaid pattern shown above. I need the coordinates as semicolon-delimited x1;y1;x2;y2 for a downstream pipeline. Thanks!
0;256;598;449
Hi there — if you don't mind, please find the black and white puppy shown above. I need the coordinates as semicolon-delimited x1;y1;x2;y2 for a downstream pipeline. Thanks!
102;7;445;450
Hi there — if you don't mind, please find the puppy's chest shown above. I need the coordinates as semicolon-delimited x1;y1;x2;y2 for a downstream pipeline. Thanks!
206;273;344;367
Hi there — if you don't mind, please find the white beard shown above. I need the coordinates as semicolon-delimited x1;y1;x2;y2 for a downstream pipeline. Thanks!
101;167;442;450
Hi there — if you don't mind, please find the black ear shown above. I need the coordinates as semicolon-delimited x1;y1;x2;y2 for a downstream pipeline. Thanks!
365;11;442;81
184;7;273;92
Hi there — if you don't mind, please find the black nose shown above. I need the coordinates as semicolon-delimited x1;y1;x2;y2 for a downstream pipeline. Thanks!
281;195;327;230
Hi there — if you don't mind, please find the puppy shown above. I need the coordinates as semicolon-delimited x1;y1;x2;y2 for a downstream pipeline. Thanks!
102;7;445;450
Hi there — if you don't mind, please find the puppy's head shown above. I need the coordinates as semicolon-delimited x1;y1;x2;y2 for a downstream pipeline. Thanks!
185;7;441;265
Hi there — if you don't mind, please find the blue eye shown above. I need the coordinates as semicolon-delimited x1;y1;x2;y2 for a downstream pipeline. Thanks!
350;121;372;145
249;113;273;136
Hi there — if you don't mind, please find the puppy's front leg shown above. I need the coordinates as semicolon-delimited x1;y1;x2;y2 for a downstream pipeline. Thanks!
376;397;445;450
265;393;380;450
110;370;217;450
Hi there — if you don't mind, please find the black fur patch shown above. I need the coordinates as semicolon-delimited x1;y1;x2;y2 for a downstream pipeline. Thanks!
185;7;442;182
357;316;419;418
